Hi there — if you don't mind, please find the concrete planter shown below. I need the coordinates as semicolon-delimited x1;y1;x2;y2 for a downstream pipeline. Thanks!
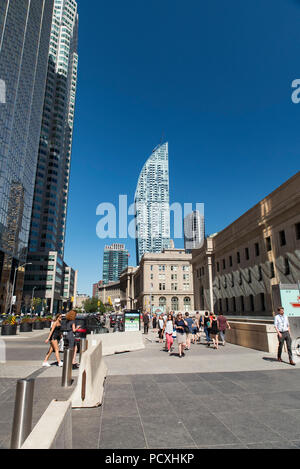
33;321;44;330
43;321;52;328
20;322;33;333
1;324;17;336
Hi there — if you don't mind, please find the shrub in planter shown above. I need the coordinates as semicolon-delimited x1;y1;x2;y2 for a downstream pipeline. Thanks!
20;317;33;333
32;317;44;330
1;316;17;336
42;317;52;328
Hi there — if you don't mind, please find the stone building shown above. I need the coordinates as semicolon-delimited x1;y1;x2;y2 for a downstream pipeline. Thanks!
192;172;300;318
120;249;194;313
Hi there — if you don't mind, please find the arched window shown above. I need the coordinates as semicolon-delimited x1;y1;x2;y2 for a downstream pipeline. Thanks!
184;297;191;312
159;297;166;307
171;297;179;311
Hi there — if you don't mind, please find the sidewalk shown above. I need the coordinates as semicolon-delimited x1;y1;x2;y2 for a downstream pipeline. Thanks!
74;331;300;449
1;329;300;449
0;330;79;449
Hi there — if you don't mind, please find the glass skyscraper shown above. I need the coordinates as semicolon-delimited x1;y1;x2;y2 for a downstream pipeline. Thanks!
0;0;54;314
24;0;79;315
135;142;171;265
184;210;205;253
103;244;129;285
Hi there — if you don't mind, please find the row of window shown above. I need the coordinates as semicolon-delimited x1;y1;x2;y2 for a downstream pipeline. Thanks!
215;223;300;273
216;293;266;313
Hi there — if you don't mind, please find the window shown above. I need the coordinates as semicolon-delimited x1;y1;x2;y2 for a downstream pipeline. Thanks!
279;230;286;247
266;236;272;252
159;297;166;308
237;252;241;264
255;242;260;257
159;265;165;271
171;274;177;280
183;283;190;291
182;265;189;271
245;248;250;260
159;283;165;291
232;296;236;312
270;262;275;279
260;293;266;311
249;294;254;312
240;296;245;312
248;269;252;283
225;297;229;312
296;222;300;240
229;256;233;267
171;265;178;271
184;297;191;312
284;257;290;276
171;283;178;291
222;259;226;270
183;274;189;281
258;265;263;281
217;262;220;272
171;297;179;311
159;274;165;280
219;299;223;312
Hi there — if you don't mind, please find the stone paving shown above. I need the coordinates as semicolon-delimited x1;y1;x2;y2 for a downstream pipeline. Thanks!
1;329;300;449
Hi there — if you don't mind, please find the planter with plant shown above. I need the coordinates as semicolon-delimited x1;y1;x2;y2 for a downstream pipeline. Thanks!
42;316;52;328
32;317;44;330
1;316;17;336
19;316;33;333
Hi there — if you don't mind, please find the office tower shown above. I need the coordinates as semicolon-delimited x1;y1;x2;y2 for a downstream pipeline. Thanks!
135;142;171;265
103;244;129;285
184;210;205;253
0;0;54;314
24;0;79;315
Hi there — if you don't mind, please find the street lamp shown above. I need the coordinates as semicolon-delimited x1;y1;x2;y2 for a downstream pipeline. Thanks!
31;286;37;316
9;263;32;315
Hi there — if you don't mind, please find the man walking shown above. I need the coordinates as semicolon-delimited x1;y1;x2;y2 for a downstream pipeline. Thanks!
274;307;295;366
143;311;150;334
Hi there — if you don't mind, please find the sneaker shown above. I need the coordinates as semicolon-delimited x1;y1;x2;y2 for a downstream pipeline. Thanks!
58;361;63;367
182;352;185;357
42;362;50;367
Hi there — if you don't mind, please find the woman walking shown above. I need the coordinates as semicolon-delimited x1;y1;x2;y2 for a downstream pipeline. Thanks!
43;313;63;367
163;313;174;354
65;310;80;369
158;314;164;343
217;312;231;346
210;315;220;349
175;313;188;358
203;311;211;346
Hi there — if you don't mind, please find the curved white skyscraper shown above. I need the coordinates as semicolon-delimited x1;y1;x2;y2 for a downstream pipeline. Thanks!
135;142;171;264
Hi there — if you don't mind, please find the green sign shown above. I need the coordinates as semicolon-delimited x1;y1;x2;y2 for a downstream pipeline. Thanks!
280;287;300;317
124;311;140;332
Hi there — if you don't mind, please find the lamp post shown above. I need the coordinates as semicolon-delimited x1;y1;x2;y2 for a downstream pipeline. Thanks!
31;287;36;316
9;263;32;316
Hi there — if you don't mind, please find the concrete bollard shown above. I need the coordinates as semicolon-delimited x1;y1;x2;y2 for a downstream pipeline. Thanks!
10;379;35;449
61;348;73;387
79;338;88;363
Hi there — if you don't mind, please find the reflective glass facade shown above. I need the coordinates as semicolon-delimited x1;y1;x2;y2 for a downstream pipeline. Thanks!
0;0;54;314
135;142;171;264
24;0;78;314
103;244;129;285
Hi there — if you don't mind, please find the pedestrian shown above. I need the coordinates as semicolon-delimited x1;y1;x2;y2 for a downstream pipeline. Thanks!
184;312;194;350
217;312;231;346
210;315;220;349
65;310;81;369
274;307;295;366
152;313;157;330
203;311;211;346
191;319;198;344
163;313;174;354
143;311;150;334
175;313;187;358
158;314;164;343
43;313;63;367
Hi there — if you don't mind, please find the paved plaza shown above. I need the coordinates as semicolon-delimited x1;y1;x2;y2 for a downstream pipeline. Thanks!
1;329;300;449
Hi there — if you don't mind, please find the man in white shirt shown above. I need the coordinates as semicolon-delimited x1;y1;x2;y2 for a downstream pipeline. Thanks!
274;307;295;366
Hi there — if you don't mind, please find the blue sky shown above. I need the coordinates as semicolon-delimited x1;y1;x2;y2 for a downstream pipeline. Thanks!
64;0;300;295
